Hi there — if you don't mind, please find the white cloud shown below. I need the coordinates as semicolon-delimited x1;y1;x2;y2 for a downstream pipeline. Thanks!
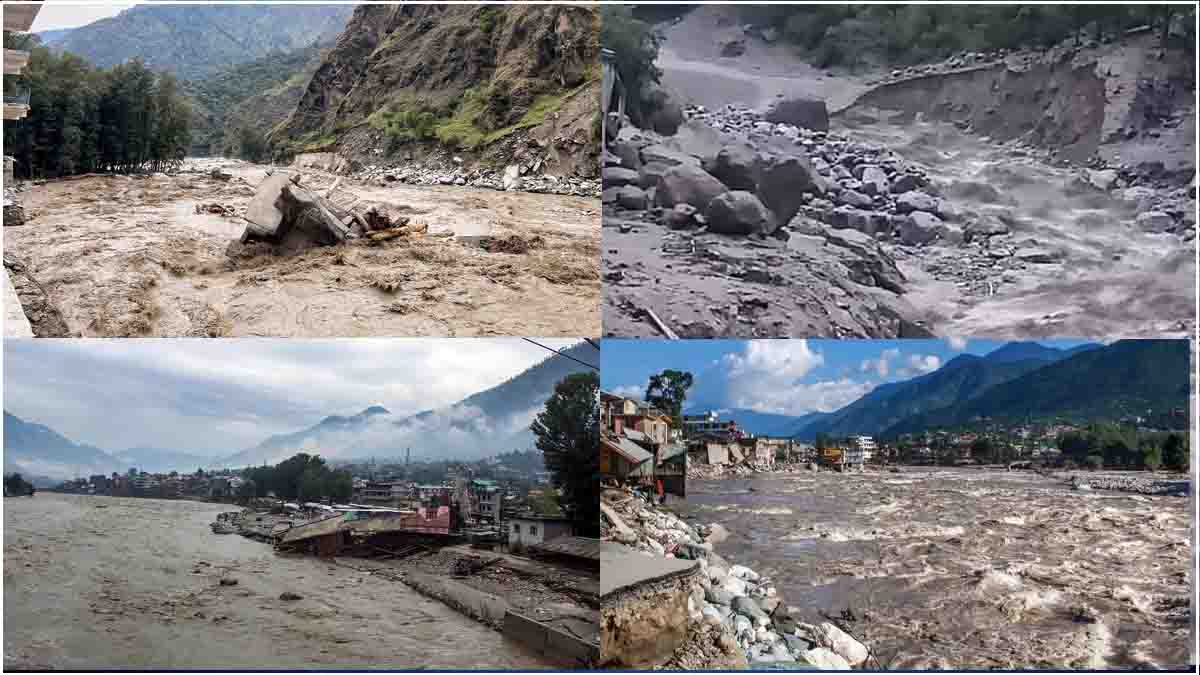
725;340;824;379
859;347;901;378
610;384;644;400
729;378;876;416
4;338;582;455
907;354;942;374
947;336;969;351
719;341;873;416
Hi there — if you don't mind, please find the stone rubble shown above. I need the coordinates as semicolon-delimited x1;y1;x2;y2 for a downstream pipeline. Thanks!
602;489;875;670
604;99;1195;310
344;146;600;198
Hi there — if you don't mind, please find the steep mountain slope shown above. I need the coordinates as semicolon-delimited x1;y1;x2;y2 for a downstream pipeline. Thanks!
883;340;1189;435
183;43;331;155
34;28;74;45
49;5;352;81
794;344;1087;439
218;342;596;468
3;412;121;479
272;4;600;173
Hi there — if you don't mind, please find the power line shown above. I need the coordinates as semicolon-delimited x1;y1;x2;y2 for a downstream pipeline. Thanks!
523;338;598;371
583;338;600;351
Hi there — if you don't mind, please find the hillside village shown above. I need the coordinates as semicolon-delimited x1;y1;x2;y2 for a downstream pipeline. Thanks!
601;388;1188;487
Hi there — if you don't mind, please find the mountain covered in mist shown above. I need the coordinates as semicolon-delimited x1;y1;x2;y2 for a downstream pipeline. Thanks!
214;342;596;468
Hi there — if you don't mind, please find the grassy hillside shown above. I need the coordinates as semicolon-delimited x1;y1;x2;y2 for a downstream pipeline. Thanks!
272;5;600;159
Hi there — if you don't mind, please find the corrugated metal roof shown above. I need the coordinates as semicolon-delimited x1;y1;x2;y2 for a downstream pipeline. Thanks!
603;435;652;465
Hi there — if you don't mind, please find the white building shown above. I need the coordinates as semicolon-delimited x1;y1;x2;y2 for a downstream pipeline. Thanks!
853;436;876;463
507;515;573;551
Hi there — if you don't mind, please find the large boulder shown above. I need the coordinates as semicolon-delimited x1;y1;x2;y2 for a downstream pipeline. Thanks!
603;166;640;188
705;191;776;236
757;155;823;225
502;164;522;191
709;145;761;191
859;166;889;196
732;596;770;626
643;84;684;136
820;225;907;293
1136;211;1175;233
800;648;851;670
895;190;940;215
764;97;830;132
655;164;729;212
898;211;943;245
816;623;869;667
641;145;699;168
638;162;673;190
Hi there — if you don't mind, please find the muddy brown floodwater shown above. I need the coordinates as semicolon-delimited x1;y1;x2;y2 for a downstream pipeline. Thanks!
7;158;599;337
4;493;548;669
678;469;1192;670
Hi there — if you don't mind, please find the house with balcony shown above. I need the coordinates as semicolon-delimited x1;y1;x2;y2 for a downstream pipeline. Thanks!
3;3;41;121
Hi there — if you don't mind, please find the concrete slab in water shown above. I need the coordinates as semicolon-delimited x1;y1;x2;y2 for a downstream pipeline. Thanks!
600;543;697;598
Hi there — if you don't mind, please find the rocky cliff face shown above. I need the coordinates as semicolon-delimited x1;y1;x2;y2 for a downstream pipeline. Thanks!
273;5;600;175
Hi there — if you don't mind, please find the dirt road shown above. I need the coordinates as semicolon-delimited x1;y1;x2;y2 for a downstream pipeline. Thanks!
6;158;599;337
4;493;548;669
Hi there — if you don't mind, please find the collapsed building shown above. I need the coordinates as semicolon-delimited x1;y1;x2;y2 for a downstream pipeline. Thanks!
600;391;687;497
212;492;600;667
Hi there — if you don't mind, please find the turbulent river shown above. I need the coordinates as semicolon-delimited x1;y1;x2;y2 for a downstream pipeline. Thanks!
678;469;1192;669
3;493;546;669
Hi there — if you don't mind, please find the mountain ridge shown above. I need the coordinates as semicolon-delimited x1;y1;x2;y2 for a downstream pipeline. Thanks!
48;5;353;81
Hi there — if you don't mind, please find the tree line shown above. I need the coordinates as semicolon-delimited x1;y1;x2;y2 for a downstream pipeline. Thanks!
239;453;354;502
3;36;191;179
1057;424;1188;472
4;473;35;497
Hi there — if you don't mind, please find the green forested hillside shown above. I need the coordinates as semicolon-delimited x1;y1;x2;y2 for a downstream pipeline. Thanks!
182;44;328;156
795;354;1061;439
48;4;352;81
883;340;1189;435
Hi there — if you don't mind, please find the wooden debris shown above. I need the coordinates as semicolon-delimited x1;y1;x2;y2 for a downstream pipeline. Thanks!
643;306;679;339
367;222;428;243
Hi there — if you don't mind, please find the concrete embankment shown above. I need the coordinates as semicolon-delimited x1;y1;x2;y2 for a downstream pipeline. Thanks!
601;488;875;669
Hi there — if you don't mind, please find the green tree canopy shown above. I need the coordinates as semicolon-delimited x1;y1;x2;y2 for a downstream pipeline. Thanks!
531;371;599;537
645;369;693;427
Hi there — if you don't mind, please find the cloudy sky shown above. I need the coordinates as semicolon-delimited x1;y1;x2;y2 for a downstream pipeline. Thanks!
4;338;578;456
601;339;1093;417
29;3;138;31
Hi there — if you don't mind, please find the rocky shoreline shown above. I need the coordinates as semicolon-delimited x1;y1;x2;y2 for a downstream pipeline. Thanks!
602;489;875;669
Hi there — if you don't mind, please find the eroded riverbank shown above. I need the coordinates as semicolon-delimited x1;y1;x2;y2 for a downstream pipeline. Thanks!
4;493;548;669
678;468;1192;669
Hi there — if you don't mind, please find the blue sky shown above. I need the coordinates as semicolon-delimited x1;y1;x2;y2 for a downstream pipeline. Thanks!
601;338;1094;417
